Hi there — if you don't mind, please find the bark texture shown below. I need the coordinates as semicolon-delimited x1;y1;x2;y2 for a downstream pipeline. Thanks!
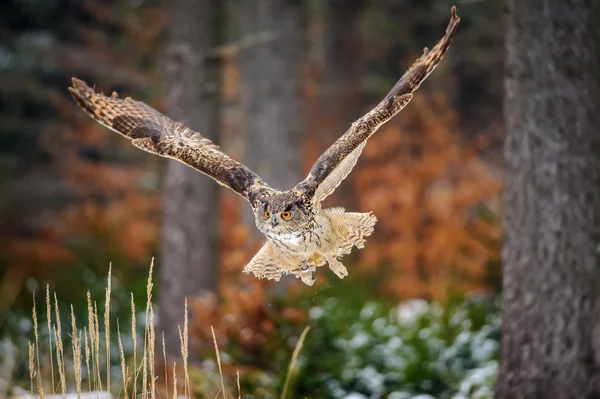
318;0;364;207
497;1;600;398
158;0;224;358
238;0;304;198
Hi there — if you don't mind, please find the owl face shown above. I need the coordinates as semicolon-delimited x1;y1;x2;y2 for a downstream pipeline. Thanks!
254;192;311;235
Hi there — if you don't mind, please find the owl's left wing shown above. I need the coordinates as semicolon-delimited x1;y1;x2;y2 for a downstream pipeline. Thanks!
296;6;460;204
68;78;273;203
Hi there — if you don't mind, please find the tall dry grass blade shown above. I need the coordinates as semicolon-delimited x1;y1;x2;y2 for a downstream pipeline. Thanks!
146;259;154;306
280;326;311;399
84;327;91;393
53;293;67;399
46;285;55;395
32;294;44;398
177;322;191;399
142;345;148;399
93;301;102;391
105;264;112;394
53;327;67;399
183;299;190;399
117;320;128;399
71;305;82;399
172;362;177;399
86;292;96;392
211;326;225;399
236;370;241;399
131;293;138;399
149;304;156;399
162;332;169;399
28;341;35;397
143;259;155;398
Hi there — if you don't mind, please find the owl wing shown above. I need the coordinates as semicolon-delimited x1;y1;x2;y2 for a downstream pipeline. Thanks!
68;78;272;203
243;241;283;281
296;6;460;204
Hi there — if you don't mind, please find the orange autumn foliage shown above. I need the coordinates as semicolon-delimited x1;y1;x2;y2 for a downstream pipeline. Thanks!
354;93;501;299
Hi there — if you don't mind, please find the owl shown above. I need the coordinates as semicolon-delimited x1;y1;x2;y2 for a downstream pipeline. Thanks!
69;7;460;286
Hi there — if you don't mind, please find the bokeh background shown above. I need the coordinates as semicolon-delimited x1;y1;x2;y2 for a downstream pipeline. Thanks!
0;0;503;398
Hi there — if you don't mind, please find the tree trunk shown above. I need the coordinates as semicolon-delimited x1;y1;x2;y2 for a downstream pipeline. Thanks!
237;0;305;290
158;0;224;359
318;0;364;207
497;1;600;398
238;0;304;210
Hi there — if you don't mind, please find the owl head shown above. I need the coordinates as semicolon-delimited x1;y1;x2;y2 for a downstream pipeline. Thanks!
254;191;312;235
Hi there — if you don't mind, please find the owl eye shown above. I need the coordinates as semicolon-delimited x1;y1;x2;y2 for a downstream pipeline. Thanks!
264;210;270;219
281;211;291;220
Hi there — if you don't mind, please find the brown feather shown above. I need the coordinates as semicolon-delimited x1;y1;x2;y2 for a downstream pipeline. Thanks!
68;78;272;202
297;6;461;203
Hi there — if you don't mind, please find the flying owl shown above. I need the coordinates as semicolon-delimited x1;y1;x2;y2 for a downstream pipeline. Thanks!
69;7;460;286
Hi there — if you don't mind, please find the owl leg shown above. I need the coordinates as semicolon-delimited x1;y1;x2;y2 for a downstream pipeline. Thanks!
297;261;317;286
326;255;348;279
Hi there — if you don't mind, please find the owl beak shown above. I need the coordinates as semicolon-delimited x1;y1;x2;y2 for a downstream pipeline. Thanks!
271;218;278;228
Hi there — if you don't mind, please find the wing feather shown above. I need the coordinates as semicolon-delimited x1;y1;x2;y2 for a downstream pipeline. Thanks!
297;6;461;203
68;78;272;203
243;241;282;281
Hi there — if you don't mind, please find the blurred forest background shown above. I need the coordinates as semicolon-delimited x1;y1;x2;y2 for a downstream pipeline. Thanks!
0;0;507;398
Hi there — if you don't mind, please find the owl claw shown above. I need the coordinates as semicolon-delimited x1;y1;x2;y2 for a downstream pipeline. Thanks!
301;260;309;271
300;267;316;286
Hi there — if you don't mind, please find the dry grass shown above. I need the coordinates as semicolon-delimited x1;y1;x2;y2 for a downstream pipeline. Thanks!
280;326;310;399
24;261;311;399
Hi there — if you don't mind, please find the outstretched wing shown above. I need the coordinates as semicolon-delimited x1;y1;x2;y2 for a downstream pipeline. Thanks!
296;6;461;204
68;78;272;203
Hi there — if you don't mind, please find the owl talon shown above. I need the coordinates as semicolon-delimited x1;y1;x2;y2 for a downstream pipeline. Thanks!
300;266;317;286
301;260;309;271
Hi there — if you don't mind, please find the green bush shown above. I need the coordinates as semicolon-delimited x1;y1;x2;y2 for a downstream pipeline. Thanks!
291;295;499;399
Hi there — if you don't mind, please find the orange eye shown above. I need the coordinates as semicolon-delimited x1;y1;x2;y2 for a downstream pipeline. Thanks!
281;211;291;220
264;210;270;219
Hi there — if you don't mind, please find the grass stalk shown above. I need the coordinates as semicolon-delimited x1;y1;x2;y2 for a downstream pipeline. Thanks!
53;327;67;399
46;285;55;395
117;320;128;399
172;362;177;399
280;326;310;399
83;327;91;393
93;301;102;392
211;326;225;399
28;341;35;397
131;293;138;399
32;294;44;398
71;305;82;399
149;304;156;399
162;332;168;399
105;264;112;394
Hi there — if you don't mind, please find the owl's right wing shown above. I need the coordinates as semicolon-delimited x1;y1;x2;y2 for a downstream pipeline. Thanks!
243;241;283;281
296;6;460;204
69;78;272;203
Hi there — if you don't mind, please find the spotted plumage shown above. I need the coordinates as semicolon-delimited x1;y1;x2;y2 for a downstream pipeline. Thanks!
68;7;460;285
